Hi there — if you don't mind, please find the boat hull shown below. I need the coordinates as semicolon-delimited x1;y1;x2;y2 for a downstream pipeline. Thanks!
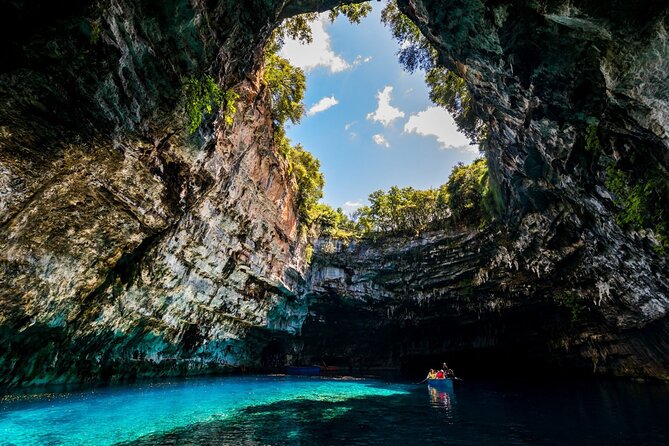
427;378;453;388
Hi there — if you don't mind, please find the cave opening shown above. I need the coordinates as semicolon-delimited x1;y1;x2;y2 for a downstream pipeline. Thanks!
277;1;481;216
262;1;515;378
264;1;506;243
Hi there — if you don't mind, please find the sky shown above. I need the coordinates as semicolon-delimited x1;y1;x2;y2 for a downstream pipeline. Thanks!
280;3;479;214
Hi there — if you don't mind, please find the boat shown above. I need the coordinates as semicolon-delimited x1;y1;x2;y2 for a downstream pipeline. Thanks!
427;378;453;388
286;366;321;376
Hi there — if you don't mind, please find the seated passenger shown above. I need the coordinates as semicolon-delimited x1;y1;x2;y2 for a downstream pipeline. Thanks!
436;369;445;379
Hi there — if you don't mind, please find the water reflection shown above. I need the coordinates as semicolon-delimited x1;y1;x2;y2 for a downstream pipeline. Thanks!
428;385;454;414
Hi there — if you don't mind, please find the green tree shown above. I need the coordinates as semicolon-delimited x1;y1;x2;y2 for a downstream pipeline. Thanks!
286;144;325;225
351;158;503;238
271;3;372;50
263;52;306;130
354;186;442;235
261;6;375;230
426;67;483;142
329;3;373;24
380;1;437;72
310;204;358;238
446;158;488;225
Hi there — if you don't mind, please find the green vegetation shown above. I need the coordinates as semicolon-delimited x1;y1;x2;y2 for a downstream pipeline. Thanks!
183;75;240;134
260;4;500;240
381;1;485;142
426;68;484;142
584;122;601;152
287;144;325;224
263;32;314;227
553;292;586;322
605;163;668;253
356;186;444;235
447;158;503;224
271;3;372;48
307;158;505;240
348;158;503;238
263;52;306;131
329;3;373;24
223;89;240;126
309;204;358;239
88;18;102;44
380;1;437;73
305;244;314;264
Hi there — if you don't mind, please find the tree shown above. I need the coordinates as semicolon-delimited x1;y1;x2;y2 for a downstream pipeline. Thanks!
261;6;373;230
350;158;503;238
286;144;324;225
426;67;483;142
262;52;306;130
310;204;358;238
329;3;373;24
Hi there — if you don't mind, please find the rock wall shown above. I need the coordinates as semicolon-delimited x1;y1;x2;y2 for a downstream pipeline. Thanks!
0;71;313;386
0;0;334;387
302;227;669;379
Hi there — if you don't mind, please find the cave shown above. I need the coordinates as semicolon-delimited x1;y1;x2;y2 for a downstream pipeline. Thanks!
1;0;668;394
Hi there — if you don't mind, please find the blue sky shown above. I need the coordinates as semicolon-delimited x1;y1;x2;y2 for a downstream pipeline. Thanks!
280;3;479;214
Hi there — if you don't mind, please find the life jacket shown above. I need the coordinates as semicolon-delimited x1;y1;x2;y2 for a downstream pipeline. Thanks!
436;370;445;379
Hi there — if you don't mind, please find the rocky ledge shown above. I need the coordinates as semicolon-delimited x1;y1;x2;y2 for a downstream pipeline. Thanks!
299;225;669;380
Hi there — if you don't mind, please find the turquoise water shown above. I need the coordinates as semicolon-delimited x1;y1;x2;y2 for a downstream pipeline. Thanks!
0;376;407;445
1;375;668;445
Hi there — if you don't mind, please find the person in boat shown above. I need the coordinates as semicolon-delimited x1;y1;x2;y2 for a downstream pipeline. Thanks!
425;369;437;380
442;362;455;378
436;369;445;379
442;362;456;377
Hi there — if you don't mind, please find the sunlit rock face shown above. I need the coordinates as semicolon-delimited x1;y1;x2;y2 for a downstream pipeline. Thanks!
297;0;669;380
1;0;668;386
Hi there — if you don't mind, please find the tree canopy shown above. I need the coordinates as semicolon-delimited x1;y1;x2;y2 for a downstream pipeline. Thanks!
312;158;504;240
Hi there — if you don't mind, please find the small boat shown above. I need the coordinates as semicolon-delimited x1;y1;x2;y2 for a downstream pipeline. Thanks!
427;378;453;388
286;366;321;376
321;365;339;372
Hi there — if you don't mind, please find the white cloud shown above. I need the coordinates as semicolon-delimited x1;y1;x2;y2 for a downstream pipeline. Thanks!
352;55;372;66
366;86;405;126
344;121;358;138
307;96;339;116
404;106;478;152
279;14;350;73
372;134;390;148
342;201;364;213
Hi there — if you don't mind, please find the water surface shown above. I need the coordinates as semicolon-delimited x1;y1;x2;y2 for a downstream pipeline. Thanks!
1;375;667;445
